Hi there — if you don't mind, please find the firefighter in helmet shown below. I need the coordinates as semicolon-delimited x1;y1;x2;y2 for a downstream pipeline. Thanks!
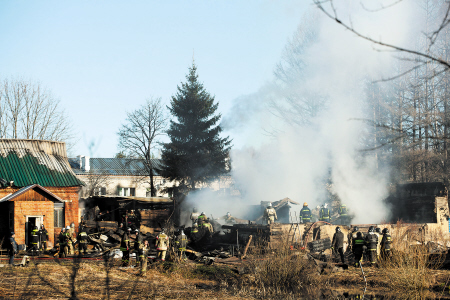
264;203;277;225
300;202;312;223
365;226;378;266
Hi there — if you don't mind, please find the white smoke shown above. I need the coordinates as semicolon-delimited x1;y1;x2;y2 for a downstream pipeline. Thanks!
220;1;420;224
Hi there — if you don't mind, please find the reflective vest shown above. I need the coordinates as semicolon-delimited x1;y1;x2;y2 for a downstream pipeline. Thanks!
31;229;39;244
381;234;392;250
339;205;347;216
120;233;130;251
300;207;311;220
319;208;330;221
78;232;88;244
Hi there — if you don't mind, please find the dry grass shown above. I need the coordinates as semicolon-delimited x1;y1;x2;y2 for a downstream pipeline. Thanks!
377;224;448;297
0;258;251;300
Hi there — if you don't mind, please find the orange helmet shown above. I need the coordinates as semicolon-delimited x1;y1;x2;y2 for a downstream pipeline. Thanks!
303;202;308;206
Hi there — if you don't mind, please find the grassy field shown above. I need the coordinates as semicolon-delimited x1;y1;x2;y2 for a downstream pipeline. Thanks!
1;255;450;300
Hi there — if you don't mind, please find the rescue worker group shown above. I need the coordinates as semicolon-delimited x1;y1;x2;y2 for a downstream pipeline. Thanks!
265;202;392;267
6;202;392;271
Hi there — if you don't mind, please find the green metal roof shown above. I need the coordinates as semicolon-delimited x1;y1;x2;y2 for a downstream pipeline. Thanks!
0;139;84;187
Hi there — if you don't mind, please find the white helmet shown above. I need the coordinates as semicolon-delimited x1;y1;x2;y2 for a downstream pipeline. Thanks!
268;203;272;207
324;203;328;208
66;226;70;230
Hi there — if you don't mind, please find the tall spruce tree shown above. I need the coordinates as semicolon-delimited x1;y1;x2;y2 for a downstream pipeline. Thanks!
161;63;232;190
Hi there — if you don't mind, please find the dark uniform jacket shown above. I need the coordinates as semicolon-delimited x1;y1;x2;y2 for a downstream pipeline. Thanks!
31;229;39;244
300;207;312;221
9;237;18;254
78;230;89;244
40;228;48;242
120;232;130;251
134;234;143;251
332;231;344;249
319;208;330;221
365;232;378;250
380;233;392;250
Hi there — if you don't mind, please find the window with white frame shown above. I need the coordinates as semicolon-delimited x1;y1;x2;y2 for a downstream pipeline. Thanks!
54;203;64;228
117;187;135;197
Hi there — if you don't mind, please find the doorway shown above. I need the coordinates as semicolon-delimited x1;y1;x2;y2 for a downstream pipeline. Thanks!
25;216;43;245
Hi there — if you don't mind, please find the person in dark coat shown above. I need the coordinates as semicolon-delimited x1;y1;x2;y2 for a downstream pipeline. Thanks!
120;228;131;267
39;224;48;252
29;226;40;256
77;225;89;256
332;227;345;264
352;231;364;267
9;232;18;265
380;228;392;261
134;229;143;267
365;226;378;266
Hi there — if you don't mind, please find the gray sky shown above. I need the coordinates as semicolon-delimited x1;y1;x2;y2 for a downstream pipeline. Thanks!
0;1;306;157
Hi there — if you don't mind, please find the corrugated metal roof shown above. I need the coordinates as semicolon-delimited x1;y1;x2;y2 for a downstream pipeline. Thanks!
0;139;84;187
69;158;163;176
0;184;65;202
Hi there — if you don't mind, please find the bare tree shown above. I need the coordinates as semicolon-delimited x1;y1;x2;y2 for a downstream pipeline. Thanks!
0;78;74;144
117;98;167;197
82;170;111;197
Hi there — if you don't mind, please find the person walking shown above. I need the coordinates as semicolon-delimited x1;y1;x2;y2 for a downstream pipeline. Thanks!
8;232;18;265
332;227;345;264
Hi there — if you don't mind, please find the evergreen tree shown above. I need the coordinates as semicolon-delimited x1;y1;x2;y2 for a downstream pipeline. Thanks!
161;63;232;190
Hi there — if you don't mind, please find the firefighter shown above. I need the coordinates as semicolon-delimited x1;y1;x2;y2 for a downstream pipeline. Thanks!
347;226;359;253
380;228;392;261
300;202;312;223
220;212;237;225
59;228;68;258
66;225;74;255
9;232;18;265
120;228;131;267
352;231;364;267
319;204;330;223
365;226;378;266
29;226;40;256
338;204;348;225
134;229;143;267
140;240;150;275
332;227;345;264
190;207;200;226
175;230;187;261
39;224;48;252
198;212;207;226
156;229;169;261
202;218;214;233
77;225;89;256
264;203;277;225
191;223;199;234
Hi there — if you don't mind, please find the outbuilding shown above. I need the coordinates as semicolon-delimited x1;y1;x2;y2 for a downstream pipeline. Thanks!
0;139;84;247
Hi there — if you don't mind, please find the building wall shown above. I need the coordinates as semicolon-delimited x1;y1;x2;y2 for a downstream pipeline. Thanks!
0;186;80;246
47;186;81;229
76;174;235;198
12;200;54;245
